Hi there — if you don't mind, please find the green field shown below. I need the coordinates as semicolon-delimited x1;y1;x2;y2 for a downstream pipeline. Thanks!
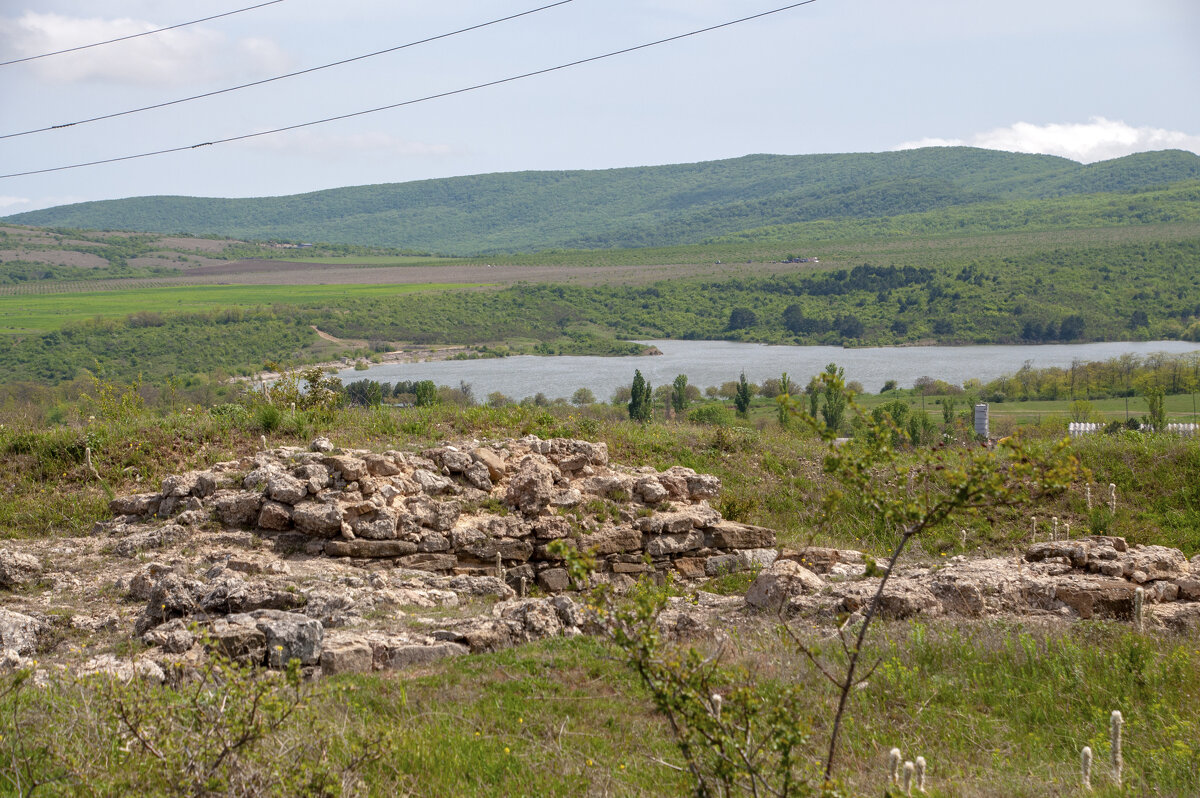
0;282;485;333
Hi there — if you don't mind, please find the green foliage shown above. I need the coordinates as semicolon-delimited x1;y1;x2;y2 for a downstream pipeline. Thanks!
577;574;828;797
570;387;596;406
671;374;689;415
734;372;752;418
413;380;439;407
628;370;652;423
820;364;848;433
345;379;385;407
687;403;734;427
0;651;364;796
11;150;1200;255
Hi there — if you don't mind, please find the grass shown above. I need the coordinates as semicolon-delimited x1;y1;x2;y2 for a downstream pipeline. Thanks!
2;390;1200;794
3;620;1196;795
0;282;486;333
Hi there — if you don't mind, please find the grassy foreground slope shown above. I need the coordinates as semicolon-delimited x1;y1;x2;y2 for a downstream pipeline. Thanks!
8;148;1200;254
1;398;1198;795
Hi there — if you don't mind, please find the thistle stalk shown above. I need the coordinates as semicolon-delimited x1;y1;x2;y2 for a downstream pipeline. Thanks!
902;761;915;796
914;755;926;793
1133;587;1145;633
1110;710;1123;786
1081;746;1092;790
888;747;902;786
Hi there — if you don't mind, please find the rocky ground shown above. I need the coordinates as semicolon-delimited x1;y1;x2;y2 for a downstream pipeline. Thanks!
1;435;1197;687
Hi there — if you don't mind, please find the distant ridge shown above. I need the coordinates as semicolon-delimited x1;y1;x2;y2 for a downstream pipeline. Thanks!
7;147;1200;256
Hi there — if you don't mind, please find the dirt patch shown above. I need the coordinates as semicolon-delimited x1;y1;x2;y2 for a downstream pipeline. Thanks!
156;259;807;287
0;249;108;268
157;236;235;253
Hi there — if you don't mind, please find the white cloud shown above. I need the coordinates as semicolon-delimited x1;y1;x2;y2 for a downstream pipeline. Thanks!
0;12;291;85
233;130;456;159
0;196;31;210
893;118;1200;163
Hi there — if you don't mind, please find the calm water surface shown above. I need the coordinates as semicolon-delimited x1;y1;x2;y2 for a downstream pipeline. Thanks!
337;340;1200;401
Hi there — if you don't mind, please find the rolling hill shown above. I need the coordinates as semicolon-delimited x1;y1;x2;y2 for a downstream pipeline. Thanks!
8;147;1200;255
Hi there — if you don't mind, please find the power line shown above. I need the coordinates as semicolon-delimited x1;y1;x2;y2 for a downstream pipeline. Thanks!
0;0;575;140
0;0;286;67
0;0;818;181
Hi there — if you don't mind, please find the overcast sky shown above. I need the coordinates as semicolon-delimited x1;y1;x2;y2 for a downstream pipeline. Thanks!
1;0;1198;213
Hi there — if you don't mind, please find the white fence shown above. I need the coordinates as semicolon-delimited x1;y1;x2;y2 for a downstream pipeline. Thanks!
1068;421;1199;437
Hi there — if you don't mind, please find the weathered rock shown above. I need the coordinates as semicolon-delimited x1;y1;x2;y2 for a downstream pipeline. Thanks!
135;573;198;633
351;508;398;540
257;500;293;531
80;655;165;683
745;560;825;611
0;608;44;655
471;448;506;481
363;453;401;477
0;550;41;588
497;598;564;641
506;457;557;515
581;527;641;554
320;638;374;674
708;521;776;550
1121;545;1189;582
143;619;195;654
413;468;455;496
636;512;698;535
1025;540;1091;569
379;641;469;669
212;490;263;527
325;539;418;558
292;501;343;537
396;553;456;572
310;437;335;453
583;474;633;501
1054;579;1137;619
645;530;705;556
440;449;473;474
127;563;173;601
323;454;369;483
418;530;451;552
198;575;307;615
446;575;514;600
537;568;572;592
109;492;160;517
209;617;267;663
161;471;216;499
464;461;493;491
267;474;308;505
634;476;669;504
112;524;188;558
838;578;943;620
232;609;323;668
674;557;708;579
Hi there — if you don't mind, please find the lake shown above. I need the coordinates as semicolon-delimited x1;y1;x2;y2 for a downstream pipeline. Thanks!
336;340;1200;401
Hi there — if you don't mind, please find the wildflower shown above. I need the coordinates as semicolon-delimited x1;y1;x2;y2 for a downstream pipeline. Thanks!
504;747;511;754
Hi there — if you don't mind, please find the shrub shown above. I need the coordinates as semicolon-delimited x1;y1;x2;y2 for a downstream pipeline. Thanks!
688;403;733;427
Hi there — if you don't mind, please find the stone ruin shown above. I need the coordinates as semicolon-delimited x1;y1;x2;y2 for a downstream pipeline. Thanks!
2;434;1197;683
107;434;776;593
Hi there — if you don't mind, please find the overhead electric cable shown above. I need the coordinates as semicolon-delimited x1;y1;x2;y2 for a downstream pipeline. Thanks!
0;0;575;140
0;0;286;67
0;0;818;180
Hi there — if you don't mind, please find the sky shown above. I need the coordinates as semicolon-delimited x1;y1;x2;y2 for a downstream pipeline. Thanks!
1;0;1198;214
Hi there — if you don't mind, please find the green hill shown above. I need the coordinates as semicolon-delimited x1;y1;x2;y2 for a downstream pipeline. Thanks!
8;147;1200;255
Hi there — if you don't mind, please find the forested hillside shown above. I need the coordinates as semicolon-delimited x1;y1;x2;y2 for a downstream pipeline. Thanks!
8;147;1200;255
